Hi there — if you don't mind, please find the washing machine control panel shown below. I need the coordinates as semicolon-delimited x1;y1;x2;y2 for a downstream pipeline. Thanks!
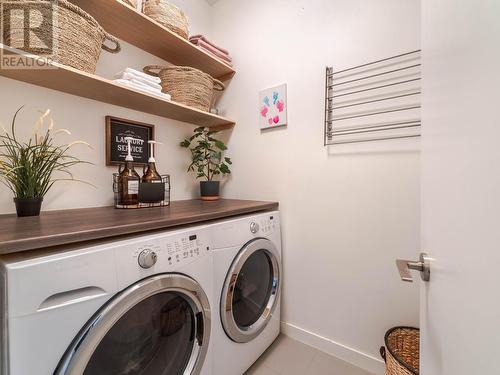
114;230;209;285
165;234;204;266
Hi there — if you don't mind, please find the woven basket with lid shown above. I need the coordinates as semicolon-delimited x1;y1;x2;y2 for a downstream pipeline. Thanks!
2;0;121;74
142;0;189;39
144;65;225;112
380;327;419;375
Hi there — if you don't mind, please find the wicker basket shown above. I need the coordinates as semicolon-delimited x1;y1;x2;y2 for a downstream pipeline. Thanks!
2;0;121;74
144;65;225;112
143;0;189;39
380;327;419;375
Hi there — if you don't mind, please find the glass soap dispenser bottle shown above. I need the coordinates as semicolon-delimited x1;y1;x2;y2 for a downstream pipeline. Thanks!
118;137;140;206
142;140;162;183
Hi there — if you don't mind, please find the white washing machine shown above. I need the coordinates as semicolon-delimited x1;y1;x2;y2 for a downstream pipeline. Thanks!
210;211;282;375
0;225;214;375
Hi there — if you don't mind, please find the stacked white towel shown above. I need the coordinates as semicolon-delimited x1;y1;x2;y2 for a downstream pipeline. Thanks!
115;68;161;84
113;68;171;101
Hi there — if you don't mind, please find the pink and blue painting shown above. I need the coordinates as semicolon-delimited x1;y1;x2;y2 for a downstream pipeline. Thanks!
259;83;287;129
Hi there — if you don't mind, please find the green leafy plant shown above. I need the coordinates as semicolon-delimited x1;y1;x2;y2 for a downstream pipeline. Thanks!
180;127;232;181
0;107;92;199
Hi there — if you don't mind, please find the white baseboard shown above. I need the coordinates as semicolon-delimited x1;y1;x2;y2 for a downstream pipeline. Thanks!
280;321;385;375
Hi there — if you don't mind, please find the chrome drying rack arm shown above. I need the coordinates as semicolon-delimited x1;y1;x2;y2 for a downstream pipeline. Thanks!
324;50;422;146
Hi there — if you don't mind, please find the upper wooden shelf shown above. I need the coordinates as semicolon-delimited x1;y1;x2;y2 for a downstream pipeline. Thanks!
70;0;236;81
0;46;235;129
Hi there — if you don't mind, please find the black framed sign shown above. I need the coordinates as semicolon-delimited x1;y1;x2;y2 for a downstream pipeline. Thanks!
105;116;155;166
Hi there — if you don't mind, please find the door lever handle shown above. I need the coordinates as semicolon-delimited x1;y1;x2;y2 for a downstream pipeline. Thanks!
396;252;430;282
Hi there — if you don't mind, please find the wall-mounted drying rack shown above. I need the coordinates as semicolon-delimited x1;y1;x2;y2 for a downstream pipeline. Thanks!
324;50;421;145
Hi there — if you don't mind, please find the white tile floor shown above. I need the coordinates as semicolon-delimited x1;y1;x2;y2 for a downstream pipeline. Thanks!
245;335;376;375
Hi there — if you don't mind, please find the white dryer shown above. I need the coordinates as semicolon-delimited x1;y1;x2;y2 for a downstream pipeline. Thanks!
210;211;282;375
0;225;214;375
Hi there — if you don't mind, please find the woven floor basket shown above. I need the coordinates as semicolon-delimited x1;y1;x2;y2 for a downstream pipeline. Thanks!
380;327;419;375
144;65;225;112
143;0;189;39
2;0;120;74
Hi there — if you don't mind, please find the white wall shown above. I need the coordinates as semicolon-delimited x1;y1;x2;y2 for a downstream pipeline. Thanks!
211;1;421;373
0;1;215;214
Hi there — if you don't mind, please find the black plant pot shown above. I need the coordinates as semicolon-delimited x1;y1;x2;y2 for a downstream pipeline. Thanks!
200;181;220;201
14;197;43;217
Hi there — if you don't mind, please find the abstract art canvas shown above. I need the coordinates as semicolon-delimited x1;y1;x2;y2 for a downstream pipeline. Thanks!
259;83;287;129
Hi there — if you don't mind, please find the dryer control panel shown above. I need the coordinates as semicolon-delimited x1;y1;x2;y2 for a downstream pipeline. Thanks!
257;214;277;235
250;215;277;235
210;211;281;249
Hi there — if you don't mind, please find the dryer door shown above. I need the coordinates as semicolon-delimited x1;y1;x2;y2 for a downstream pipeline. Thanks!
221;238;281;343
55;274;210;375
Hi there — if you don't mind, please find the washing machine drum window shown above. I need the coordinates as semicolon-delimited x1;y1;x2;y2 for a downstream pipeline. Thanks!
56;274;211;375
85;292;194;374
221;238;281;343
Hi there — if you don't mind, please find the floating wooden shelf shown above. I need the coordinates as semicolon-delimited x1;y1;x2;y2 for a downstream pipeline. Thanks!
0;46;235;129
69;0;235;81
0;200;279;254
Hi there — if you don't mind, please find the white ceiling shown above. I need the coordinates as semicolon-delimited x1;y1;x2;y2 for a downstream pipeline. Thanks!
205;0;219;4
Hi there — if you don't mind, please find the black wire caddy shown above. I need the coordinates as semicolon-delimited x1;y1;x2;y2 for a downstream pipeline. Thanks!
324;50;421;145
113;174;171;209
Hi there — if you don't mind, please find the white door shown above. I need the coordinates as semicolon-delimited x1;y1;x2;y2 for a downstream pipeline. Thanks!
420;1;500;374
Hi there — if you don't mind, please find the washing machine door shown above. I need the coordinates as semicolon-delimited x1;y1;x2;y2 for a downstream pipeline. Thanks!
221;238;281;343
55;274;210;375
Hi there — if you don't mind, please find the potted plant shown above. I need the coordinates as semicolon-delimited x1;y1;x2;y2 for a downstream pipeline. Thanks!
180;127;232;201
0;107;92;217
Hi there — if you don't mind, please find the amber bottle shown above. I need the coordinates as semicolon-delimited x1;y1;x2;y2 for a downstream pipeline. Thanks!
119;137;140;206
142;140;162;183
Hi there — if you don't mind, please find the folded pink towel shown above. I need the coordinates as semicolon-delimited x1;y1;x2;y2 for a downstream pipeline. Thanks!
194;39;233;65
189;34;230;56
199;46;233;66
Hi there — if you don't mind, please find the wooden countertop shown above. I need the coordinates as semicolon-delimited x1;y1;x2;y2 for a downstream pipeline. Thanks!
0;199;279;255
